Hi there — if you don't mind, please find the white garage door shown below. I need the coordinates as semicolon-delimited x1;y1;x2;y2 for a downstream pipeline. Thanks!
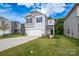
27;30;43;36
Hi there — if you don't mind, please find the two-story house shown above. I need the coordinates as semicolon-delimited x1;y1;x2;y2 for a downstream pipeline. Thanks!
64;4;79;39
11;21;25;34
25;11;55;37
0;17;25;36
0;17;11;36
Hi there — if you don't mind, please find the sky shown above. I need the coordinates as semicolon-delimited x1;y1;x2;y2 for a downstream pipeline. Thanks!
0;3;74;23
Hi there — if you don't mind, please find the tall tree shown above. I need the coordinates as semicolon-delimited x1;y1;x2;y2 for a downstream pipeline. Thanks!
55;18;64;35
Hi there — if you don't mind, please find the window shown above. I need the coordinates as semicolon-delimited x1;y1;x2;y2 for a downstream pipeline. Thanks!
36;17;42;23
68;28;70;34
27;18;32;23
50;21;51;23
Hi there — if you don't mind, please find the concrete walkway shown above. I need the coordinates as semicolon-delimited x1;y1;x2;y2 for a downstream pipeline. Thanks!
0;36;39;52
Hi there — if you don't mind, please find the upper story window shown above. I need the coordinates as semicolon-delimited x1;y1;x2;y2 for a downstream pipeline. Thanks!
27;18;32;23
36;17;42;23
48;20;55;25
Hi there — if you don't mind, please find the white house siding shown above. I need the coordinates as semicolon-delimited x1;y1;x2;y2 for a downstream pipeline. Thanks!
0;29;10;36
77;6;79;16
25;11;47;36
35;15;46;35
5;30;10;34
47;29;51;35
0;18;11;36
25;15;46;36
64;6;79;39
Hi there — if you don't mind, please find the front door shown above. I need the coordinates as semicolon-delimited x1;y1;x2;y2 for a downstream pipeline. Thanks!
14;29;19;34
50;29;53;35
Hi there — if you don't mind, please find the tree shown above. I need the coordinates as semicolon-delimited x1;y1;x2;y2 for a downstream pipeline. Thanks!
48;16;52;19
55;18;64;35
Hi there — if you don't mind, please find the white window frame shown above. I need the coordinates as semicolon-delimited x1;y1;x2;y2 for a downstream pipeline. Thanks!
27;17;32;24
35;15;43;23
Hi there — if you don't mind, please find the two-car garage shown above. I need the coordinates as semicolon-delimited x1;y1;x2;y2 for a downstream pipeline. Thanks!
26;29;44;37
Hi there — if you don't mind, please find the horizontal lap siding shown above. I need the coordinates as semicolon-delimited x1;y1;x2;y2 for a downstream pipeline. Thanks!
64;7;78;39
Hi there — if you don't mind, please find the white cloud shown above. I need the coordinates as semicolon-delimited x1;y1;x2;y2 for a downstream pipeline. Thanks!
0;8;12;13
17;3;34;8
0;3;24;23
37;9;47;14
38;3;66;16
0;12;24;23
0;9;7;13
0;3;11;8
0;4;12;13
0;8;12;14
4;4;11;7
17;3;66;16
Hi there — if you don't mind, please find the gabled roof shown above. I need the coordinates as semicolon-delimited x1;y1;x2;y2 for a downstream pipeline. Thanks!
25;10;46;18
0;16;9;22
64;3;79;19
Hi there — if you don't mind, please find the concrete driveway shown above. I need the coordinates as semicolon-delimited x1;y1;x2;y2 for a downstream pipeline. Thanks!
0;36;39;52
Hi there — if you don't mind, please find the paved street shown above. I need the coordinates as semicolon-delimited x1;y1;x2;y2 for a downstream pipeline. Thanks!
0;36;39;52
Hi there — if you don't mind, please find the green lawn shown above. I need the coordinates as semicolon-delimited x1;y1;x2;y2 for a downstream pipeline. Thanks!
0;34;25;39
0;35;79;56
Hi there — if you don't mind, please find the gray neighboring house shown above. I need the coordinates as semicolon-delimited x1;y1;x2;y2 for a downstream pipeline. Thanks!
25;11;55;37
0;17;25;36
11;21;25;34
64;4;79;39
0;17;11;35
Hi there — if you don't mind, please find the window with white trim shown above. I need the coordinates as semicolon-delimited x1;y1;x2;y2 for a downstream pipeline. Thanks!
36;17;42;23
27;18;32;23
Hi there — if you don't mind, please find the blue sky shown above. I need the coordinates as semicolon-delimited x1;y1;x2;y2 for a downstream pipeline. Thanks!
0;3;74;23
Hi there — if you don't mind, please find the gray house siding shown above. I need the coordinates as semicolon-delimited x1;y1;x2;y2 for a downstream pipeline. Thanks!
10;21;25;34
64;5;79;39
21;24;25;35
0;17;11;35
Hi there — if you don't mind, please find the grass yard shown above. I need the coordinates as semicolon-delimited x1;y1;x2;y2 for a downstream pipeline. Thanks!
0;34;25;39
0;35;79;56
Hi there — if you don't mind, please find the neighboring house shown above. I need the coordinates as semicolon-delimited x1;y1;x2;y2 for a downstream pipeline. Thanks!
25;11;55;36
0;17;11;36
64;4;79;39
21;24;25;35
11;21;25;34
0;17;25;36
47;19;55;36
11;21;21;34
